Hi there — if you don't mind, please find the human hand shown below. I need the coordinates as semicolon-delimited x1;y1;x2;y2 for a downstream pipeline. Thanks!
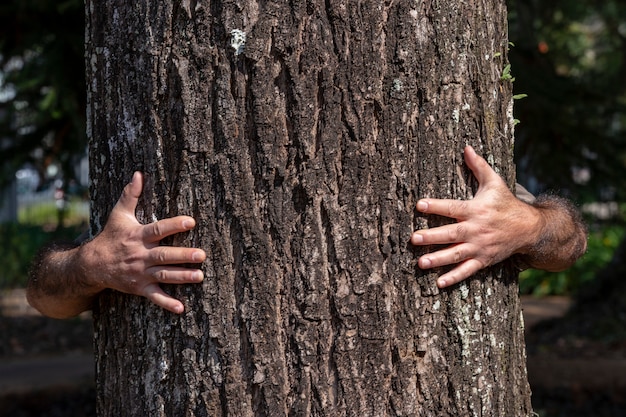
411;146;542;288
79;172;206;314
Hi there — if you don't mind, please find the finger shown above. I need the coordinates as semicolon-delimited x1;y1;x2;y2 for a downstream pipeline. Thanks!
142;216;198;243
411;223;469;246
146;266;205;284
415;198;471;221
436;259;484;288
147;246;207;265
143;284;186;314
418;243;477;270
463;146;501;188
116;171;143;215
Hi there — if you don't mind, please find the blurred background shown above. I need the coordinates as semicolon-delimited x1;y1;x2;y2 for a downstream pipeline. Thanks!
1;0;626;416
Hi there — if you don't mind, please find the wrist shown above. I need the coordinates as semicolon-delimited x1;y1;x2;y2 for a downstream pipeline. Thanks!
27;240;102;318
515;202;547;259
513;194;586;271
75;239;107;296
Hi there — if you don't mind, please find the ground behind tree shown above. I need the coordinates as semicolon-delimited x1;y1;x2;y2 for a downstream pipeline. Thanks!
1;289;624;417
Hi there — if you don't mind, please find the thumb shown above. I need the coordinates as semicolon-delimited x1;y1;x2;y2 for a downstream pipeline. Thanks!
463;146;501;189
116;172;143;215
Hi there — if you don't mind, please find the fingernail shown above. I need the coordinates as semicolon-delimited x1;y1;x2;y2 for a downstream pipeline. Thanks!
192;251;204;262
183;219;195;229
412;233;423;244
437;278;447;288
193;270;204;281
420;257;432;268
417;201;428;212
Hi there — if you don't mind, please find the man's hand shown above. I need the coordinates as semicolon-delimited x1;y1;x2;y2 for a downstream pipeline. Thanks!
79;172;207;314
27;172;207;318
411;146;586;289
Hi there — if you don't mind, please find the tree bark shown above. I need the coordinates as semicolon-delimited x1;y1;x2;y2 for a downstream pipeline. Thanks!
86;0;531;415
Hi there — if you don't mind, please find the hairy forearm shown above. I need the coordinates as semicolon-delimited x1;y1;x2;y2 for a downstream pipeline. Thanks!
518;194;587;271
27;241;102;319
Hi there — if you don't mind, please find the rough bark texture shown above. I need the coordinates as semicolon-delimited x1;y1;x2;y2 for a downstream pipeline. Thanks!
86;0;531;415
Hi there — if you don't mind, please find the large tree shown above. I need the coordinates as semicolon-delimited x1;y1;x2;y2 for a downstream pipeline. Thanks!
86;0;531;415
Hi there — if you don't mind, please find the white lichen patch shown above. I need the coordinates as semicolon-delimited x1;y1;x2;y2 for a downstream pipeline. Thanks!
474;309;481;322
459;282;469;300
230;29;246;56
158;358;170;381
392;78;404;92
507;96;515;140
489;333;498;348
452;108;460;123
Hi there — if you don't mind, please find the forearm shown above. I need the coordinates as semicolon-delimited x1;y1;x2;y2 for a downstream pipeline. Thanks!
27;241;102;319
517;194;587;271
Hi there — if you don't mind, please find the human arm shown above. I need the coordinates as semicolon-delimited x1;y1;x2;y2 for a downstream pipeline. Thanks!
26;172;207;318
410;146;587;288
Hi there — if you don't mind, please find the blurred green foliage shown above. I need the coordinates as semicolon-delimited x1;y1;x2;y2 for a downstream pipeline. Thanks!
0;223;84;289
18;197;88;225
1;196;88;289
508;0;626;202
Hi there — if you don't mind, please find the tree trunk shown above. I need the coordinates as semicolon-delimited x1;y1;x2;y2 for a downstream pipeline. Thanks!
86;0;531;415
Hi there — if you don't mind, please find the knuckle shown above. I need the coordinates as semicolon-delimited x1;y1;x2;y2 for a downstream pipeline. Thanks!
152;247;168;263
448;224;466;241
153;269;168;283
459;200;470;214
453;248;464;263
151;221;164;238
447;200;469;218
456;224;466;239
446;201;457;217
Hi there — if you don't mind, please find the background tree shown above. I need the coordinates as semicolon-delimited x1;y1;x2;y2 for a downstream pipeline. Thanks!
86;0;531;416
0;0;85;188
508;0;626;202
